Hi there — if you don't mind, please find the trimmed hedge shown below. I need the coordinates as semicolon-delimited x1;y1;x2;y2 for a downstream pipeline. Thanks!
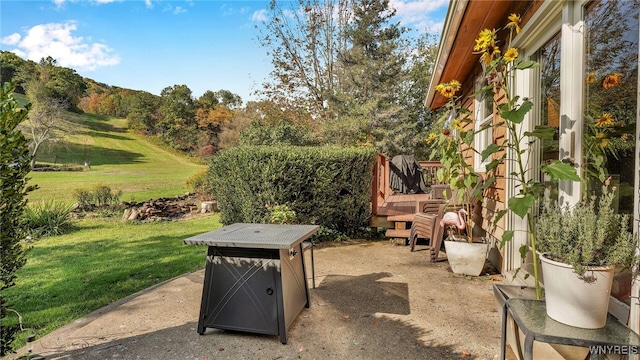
208;146;377;236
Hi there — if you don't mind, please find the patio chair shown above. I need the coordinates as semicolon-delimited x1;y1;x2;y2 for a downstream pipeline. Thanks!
410;178;485;262
411;202;468;262
409;212;437;252
408;198;446;257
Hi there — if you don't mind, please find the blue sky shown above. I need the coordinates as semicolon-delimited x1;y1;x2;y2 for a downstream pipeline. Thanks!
1;0;448;104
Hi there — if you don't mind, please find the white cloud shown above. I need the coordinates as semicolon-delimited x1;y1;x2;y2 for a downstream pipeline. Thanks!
222;4;250;16
11;49;27;59
52;0;146;8
390;0;448;32
251;9;267;22
162;3;187;14
8;22;120;71
1;33;21;46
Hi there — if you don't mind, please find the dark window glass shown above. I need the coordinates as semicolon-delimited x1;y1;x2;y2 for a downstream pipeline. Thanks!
584;0;639;214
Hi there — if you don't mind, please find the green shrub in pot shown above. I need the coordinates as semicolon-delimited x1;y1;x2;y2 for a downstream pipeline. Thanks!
536;184;638;277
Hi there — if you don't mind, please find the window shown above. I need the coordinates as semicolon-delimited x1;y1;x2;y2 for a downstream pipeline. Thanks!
473;77;493;172
583;0;638;214
536;33;562;206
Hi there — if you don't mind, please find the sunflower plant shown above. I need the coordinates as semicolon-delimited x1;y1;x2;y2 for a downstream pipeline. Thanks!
429;80;483;243
434;14;580;299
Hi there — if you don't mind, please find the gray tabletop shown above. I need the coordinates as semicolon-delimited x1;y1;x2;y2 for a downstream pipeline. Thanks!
507;298;640;346
183;223;319;249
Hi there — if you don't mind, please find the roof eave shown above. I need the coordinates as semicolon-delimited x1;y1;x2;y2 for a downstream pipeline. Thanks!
424;0;468;110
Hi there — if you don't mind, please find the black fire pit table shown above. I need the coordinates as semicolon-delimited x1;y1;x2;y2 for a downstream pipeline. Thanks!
183;223;319;344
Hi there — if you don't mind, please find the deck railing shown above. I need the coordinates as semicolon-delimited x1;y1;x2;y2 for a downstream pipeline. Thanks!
372;153;389;214
418;161;444;187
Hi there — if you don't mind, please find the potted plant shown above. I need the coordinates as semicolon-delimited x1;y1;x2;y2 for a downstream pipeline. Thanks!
536;183;638;328
429;84;488;276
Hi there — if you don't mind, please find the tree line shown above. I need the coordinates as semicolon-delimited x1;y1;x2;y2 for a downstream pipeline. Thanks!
0;0;442;161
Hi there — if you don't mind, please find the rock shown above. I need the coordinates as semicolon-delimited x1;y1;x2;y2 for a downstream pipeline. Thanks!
121;193;199;221
127;209;140;221
200;201;218;213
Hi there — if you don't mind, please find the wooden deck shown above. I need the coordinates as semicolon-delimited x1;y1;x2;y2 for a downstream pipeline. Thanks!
374;192;432;241
375;192;432;217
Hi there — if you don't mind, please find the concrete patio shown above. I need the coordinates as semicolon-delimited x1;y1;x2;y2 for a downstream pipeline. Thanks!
5;239;513;360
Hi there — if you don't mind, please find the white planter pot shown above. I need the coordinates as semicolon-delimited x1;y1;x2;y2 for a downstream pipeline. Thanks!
540;254;614;329
443;235;488;276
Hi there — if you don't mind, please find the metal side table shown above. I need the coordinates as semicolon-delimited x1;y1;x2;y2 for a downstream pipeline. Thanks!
184;223;319;344
502;298;640;360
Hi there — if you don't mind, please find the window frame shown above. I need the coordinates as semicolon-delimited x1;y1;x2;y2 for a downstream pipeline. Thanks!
473;77;494;173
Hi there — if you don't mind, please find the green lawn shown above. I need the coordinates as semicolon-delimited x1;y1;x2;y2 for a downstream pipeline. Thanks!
28;113;206;204
4;112;216;352
4;215;222;350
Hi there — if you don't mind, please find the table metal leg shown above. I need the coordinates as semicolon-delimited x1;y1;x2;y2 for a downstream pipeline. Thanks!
501;302;507;360
298;243;310;308
273;266;287;344
310;242;315;289
197;247;216;335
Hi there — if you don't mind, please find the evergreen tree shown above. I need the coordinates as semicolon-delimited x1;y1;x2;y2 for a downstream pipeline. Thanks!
401;32;441;159
326;0;410;155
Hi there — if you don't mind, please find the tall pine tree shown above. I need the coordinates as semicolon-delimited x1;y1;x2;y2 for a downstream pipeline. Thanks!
325;0;410;155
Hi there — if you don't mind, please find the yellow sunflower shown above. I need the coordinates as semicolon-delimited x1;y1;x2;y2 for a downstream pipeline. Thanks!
449;79;461;91
453;119;464;131
504;48;518;62
480;52;493;65
586;71;597;84
474;29;496;53
507;13;522;34
594;113;615;127
435;80;461;98
594;132;608;148
602;72;622;89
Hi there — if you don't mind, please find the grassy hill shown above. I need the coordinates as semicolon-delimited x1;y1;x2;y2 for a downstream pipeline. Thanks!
27;112;206;204
3;110;216;353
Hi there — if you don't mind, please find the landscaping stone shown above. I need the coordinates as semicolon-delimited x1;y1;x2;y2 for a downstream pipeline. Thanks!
121;194;199;221
200;201;218;213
